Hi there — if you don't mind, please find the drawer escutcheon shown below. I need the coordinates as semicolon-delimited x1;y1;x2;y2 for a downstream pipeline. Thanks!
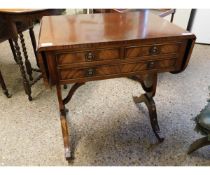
85;68;96;77
85;52;95;62
147;61;156;69
149;45;159;55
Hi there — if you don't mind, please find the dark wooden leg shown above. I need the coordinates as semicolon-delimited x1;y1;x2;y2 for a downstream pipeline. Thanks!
63;83;85;105
56;84;71;160
130;75;153;92
188;136;210;154
170;10;176;23
0;70;11;98
13;39;32;101
19;32;33;81
29;27;39;67
8;39;18;64
56;83;84;160
132;73;164;142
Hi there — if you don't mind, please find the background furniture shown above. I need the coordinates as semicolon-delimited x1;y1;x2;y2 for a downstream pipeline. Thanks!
0;9;65;100
0;15;13;97
37;11;195;160
151;9;176;22
188;88;210;154
92;9;176;22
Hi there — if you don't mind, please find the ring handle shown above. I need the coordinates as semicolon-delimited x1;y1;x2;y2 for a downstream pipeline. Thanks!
85;52;95;61
149;45;159;55
85;68;96;77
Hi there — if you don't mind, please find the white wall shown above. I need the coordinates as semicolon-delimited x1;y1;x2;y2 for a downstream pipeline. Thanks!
163;9;191;30
173;9;191;29
191;9;210;44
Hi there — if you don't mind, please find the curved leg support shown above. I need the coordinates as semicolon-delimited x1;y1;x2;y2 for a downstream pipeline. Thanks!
57;84;72;160
188;136;210;154
60;111;72;160
129;75;155;93
56;83;85;160
133;94;164;142
133;73;164;142
63;83;85;105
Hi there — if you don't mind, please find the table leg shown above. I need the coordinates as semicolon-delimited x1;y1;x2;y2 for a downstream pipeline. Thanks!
0;70;11;98
19;32;33;81
56;84;72;160
56;83;84;160
29;27;39;67
13;39;32;101
170;10;176;23
132;73;164;142
8;39;18;64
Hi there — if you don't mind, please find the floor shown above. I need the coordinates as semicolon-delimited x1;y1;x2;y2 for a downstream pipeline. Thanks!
1;22;210;166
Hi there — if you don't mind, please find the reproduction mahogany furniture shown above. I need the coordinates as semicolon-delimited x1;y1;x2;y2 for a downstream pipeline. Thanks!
37;11;196;160
0;9;65;100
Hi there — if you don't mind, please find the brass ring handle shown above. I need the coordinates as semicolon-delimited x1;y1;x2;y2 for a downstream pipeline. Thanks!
85;52;95;61
85;68;96;77
149;45;159;55
147;61;155;69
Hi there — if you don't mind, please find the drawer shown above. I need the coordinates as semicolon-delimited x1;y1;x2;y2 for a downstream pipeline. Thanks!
121;59;176;73
125;42;181;59
56;47;121;65
59;65;120;80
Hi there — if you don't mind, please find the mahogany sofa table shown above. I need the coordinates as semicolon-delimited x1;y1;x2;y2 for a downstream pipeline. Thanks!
37;11;196;160
0;9;64;100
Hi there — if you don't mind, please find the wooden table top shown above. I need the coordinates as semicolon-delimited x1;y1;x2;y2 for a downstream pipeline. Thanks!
38;10;195;51
0;9;49;14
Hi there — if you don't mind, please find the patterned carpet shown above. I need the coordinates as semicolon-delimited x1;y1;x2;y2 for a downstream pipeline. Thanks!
0;20;210;166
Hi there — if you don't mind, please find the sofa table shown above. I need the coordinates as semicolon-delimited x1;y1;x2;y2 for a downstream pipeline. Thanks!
37;11;196;160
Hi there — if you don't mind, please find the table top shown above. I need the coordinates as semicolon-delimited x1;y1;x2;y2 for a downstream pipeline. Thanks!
0;9;49;14
38;10;195;51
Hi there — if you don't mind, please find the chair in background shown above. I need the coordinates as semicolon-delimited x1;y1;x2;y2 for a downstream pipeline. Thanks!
149;9;176;23
188;87;210;154
92;9;176;23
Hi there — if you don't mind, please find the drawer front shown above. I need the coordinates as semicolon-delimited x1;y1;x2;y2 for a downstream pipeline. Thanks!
59;65;120;80
56;48;121;65
121;59;176;73
125;43;180;59
59;58;176;81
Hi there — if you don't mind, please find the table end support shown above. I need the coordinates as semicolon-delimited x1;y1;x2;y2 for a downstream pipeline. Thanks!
132;73;164;143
